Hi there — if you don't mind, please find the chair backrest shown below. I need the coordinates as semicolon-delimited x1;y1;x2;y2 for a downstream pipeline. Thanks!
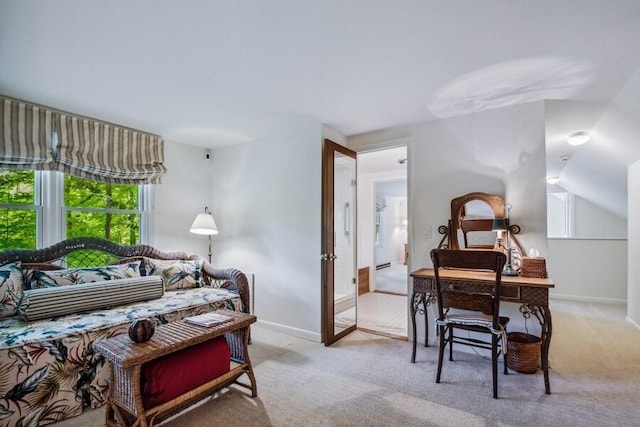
460;219;495;249
430;249;506;328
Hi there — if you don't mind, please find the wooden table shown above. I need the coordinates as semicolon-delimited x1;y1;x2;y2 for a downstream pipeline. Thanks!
93;310;257;427
410;268;555;394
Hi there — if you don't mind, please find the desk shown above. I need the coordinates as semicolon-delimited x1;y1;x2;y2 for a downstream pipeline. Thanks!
410;268;555;394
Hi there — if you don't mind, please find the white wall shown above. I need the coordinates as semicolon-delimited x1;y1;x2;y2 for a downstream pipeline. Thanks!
357;171;405;267
574;195;627;239
205;119;324;341
548;238;627;303
628;160;640;327
349;102;547;344
153;140;214;256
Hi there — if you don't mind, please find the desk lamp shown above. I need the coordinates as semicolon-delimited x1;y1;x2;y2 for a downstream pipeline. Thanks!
491;209;518;276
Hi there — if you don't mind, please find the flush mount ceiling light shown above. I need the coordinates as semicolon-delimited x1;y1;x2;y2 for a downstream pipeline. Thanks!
546;176;560;185
567;131;590;146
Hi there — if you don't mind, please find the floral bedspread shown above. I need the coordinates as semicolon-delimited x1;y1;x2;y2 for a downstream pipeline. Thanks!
0;288;242;426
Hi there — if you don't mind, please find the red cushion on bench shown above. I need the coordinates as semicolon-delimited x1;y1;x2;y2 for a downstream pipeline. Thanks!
141;335;231;408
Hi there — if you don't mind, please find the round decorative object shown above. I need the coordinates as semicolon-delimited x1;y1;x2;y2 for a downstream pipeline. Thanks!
128;319;155;343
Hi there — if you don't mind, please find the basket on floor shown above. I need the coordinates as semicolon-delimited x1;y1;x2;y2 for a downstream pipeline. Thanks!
519;257;547;278
506;332;541;374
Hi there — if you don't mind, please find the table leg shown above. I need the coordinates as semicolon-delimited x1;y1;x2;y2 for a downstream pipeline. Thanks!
411;292;432;362
540;305;553;394
410;291;420;363
520;303;553;394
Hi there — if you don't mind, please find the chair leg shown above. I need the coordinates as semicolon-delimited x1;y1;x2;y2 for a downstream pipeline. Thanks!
436;325;446;384
503;346;508;375
448;326;454;361
492;334;499;399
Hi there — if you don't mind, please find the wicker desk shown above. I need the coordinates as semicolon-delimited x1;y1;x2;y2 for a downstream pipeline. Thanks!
410;268;555;394
93;310;257;427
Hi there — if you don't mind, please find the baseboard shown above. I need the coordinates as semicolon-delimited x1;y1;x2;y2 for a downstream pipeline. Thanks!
626;316;640;331
550;293;626;305
255;319;321;343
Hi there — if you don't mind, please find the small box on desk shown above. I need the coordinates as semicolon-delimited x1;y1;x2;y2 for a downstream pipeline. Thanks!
519;257;547;278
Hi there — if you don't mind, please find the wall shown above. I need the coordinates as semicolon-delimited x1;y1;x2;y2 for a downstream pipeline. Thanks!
349;102;548;344
204;119;324;341
547;238;627;303
357;169;406;290
154;140;214;256
574;195;627;239
629;160;640;327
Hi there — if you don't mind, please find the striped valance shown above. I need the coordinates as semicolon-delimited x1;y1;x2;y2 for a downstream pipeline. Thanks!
0;95;166;184
0;98;56;170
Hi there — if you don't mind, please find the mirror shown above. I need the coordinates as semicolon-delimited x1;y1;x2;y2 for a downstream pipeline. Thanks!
437;192;526;270
448;192;504;250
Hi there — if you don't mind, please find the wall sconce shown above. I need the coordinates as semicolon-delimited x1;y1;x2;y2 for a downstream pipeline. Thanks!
189;206;219;263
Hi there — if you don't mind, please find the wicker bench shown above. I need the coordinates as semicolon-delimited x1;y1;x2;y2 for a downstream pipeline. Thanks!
93;310;257;427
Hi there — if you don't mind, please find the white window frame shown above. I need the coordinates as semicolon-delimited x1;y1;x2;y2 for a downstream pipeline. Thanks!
3;170;154;248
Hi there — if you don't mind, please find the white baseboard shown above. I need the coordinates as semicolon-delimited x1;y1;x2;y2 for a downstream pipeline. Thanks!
550;293;626;305
626;316;640;331
255;319;322;343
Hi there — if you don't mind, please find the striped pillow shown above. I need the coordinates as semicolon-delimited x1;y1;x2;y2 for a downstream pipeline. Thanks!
17;276;164;322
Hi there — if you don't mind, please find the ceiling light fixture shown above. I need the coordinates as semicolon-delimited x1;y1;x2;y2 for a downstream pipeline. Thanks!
567;131;590;146
546;176;560;185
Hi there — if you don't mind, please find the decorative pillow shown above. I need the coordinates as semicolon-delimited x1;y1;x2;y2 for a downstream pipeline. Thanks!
30;261;142;289
141;335;230;409
0;262;24;319
22;263;64;290
110;257;148;276
17;276;164;322
145;258;202;290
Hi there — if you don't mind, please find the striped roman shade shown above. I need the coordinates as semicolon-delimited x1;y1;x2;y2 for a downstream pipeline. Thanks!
17;276;165;322
0;95;166;184
0;97;56;170
56;115;166;184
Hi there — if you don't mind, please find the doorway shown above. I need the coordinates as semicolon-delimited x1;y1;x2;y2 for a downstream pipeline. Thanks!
356;146;408;339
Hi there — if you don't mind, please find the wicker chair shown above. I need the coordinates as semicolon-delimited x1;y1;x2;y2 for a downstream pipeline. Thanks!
460;218;496;249
430;249;509;399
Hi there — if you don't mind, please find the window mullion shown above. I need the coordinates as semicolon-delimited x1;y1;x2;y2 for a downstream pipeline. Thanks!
40;171;65;247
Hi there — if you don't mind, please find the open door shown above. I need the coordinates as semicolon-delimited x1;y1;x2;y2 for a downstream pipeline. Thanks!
322;139;358;345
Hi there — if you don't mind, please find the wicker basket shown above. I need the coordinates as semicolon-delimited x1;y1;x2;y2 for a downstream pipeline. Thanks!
506;332;541;374
519;257;547;278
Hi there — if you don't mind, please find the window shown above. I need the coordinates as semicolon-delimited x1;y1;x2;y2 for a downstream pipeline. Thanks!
0;170;37;249
547;192;574;238
0;170;153;250
64;175;143;243
375;210;383;245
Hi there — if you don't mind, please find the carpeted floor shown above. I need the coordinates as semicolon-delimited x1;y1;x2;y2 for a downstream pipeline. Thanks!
59;301;640;427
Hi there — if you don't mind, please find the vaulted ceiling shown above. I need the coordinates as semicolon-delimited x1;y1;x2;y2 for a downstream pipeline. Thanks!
2;0;639;218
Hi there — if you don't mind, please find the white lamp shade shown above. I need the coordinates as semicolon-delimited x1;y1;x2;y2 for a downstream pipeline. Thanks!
189;213;219;235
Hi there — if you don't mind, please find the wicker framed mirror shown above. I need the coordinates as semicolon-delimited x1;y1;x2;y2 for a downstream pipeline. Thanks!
448;192;504;250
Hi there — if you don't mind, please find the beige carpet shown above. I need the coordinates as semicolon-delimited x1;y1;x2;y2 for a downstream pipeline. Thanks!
59;301;640;427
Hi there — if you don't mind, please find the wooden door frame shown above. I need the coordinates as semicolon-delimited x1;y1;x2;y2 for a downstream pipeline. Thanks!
322;139;358;346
